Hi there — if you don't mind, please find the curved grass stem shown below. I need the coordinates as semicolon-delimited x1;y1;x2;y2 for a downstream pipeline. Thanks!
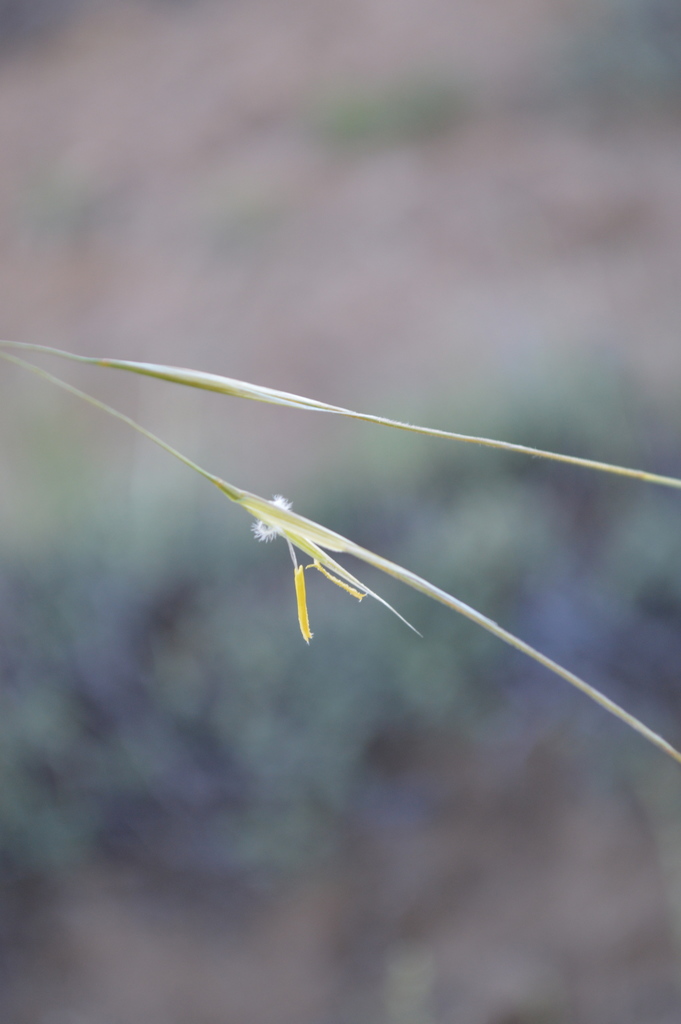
2;339;681;492
2;349;681;766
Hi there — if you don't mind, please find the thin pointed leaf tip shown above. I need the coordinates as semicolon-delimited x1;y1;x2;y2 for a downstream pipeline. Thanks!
251;494;411;642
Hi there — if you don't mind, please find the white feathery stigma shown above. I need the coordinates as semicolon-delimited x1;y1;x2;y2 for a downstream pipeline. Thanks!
251;494;292;542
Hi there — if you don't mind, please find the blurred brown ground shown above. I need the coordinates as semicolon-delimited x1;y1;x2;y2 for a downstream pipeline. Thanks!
9;742;680;1024
2;0;681;491
3;0;681;1021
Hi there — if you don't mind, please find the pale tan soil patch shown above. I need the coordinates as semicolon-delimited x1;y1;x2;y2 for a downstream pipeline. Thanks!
1;0;680;492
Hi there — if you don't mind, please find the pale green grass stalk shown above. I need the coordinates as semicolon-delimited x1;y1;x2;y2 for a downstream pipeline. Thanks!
2;339;681;491
2;348;681;767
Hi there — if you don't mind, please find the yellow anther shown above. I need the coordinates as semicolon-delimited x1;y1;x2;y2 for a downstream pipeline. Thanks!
307;561;365;601
294;564;313;643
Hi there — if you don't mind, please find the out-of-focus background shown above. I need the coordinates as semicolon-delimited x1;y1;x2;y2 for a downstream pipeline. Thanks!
3;0;681;1021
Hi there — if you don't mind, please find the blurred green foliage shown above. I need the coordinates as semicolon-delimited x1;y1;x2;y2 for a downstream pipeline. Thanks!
567;0;681;107
310;76;468;149
1;361;681;882
16;168;112;246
